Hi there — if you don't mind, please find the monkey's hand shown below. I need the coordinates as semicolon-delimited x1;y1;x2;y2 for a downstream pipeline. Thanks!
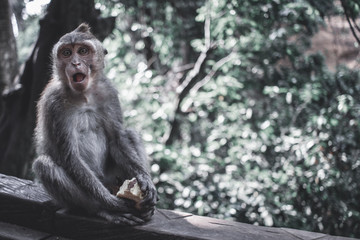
136;173;158;218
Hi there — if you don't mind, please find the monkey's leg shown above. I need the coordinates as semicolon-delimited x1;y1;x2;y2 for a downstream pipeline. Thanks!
33;155;98;210
33;155;145;225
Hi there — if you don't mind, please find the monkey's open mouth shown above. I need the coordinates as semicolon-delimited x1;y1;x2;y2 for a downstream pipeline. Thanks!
72;73;86;83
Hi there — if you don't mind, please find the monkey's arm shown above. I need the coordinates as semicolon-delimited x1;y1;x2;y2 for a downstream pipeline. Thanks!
109;128;158;213
103;82;158;215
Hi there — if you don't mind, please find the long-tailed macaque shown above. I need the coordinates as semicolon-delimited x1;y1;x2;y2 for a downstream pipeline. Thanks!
32;23;157;225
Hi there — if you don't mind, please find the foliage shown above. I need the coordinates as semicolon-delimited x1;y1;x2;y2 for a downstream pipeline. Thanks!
17;0;360;237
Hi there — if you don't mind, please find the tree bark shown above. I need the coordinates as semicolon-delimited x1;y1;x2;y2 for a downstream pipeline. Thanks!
0;0;18;107
0;0;115;178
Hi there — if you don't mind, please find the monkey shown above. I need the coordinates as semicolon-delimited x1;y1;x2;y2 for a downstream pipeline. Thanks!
32;23;157;225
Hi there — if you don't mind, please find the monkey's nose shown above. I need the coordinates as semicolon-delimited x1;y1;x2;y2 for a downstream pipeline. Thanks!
71;62;81;67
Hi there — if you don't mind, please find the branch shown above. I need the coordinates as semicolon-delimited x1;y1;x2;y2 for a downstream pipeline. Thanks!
164;48;212;145
181;51;237;112
176;13;215;103
341;0;360;46
204;13;211;49
165;12;215;145
175;49;210;98
351;15;360;33
192;52;236;95
173;63;195;73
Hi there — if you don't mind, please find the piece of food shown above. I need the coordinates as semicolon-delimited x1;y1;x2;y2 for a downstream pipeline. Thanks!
116;178;144;209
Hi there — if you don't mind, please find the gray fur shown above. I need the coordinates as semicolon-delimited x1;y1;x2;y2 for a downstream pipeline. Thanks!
33;24;157;225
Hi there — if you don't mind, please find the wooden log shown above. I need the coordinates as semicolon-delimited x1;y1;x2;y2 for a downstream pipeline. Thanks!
0;221;70;240
0;173;357;240
0;174;57;232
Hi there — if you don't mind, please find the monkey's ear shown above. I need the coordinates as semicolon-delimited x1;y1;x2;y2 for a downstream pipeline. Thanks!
75;23;90;33
104;49;108;55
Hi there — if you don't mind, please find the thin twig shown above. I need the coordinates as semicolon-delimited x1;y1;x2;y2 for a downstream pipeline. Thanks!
176;13;213;96
191;52;236;94
173;63;196;73
204;13;211;49
176;50;209;95
181;51;237;112
341;0;360;45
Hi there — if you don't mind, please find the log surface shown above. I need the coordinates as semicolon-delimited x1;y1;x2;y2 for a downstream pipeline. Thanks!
0;173;357;240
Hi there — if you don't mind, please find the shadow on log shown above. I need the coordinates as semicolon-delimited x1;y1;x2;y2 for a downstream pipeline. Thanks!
0;173;357;240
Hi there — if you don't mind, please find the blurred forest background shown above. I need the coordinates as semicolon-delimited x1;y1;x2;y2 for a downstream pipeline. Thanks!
0;0;360;238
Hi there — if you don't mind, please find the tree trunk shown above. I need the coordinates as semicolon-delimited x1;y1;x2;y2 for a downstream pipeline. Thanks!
0;0;115;178
0;0;18;107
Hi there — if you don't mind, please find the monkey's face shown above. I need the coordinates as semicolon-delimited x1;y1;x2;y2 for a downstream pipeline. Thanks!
57;43;95;92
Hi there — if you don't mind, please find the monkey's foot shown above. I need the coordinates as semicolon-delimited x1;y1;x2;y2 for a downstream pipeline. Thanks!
97;210;145;225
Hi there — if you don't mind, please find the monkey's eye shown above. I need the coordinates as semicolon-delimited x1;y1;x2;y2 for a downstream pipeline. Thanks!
61;49;72;57
78;47;89;55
